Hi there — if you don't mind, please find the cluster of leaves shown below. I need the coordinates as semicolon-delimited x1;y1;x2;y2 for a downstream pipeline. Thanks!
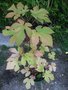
0;0;68;52
2;2;56;89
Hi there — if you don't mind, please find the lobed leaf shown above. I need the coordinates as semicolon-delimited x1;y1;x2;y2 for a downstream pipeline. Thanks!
36;64;44;72
5;12;15;18
30;31;39;50
6;3;28;20
43;70;54;83
36;26;54;35
40;34;53;47
23;78;35;89
2;29;15;36
31;6;51;23
48;52;56;60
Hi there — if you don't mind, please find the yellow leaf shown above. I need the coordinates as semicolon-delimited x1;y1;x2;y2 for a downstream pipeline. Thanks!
40;35;53;47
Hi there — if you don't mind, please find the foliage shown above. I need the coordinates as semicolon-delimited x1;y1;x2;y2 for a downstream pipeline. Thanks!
2;2;57;89
0;0;68;52
31;6;51;23
23;77;35;89
6;2;28;20
48;52;55;60
43;70;54;83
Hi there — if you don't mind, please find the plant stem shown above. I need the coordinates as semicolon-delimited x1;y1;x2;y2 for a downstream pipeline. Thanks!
47;0;50;8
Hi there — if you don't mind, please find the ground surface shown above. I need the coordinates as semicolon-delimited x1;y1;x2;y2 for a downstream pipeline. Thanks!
0;48;68;90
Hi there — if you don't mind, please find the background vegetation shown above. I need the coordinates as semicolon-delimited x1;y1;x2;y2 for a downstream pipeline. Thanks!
0;0;68;51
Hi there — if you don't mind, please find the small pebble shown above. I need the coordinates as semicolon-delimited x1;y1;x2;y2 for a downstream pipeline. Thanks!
46;88;49;90
51;82;54;85
55;82;57;84
61;74;64;76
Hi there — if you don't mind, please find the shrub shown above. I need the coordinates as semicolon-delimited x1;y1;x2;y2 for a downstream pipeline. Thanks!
2;2;56;89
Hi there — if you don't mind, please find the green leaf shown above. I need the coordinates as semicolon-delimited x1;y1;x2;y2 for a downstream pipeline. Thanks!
14;14;20;20
10;30;25;46
25;71;31;77
6;3;28;20
23;78;35;89
9;34;17;44
16;30;25;46
6;22;27;46
43;70;54;83
8;4;16;11
3;19;33;46
23;78;31;89
39;45;49;53
11;23;21;30
30;78;35;85
21;67;30;77
35;26;53;47
26;83;31;89
10;21;33;45
17;3;28;16
3;20;33;46
2;29;15;36
31;6;51;23
45;47;49;52
36;57;47;72
21;56;26;66
25;22;32;38
23;52;36;67
17;2;24;10
14;61;20;72
44;76;50;83
18;47;23;55
40;34;53;47
36;64;44;72
39;45;45;53
36;26;54;35
48;52;56;60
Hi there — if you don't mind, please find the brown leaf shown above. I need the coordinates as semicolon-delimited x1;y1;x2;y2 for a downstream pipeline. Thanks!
9;48;18;54
30;31;39;49
7;48;19;62
17;19;24;25
6;61;16;70
34;50;43;57
5;26;11;29
5;12;14;18
25;23;32;27
40;35;53;47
